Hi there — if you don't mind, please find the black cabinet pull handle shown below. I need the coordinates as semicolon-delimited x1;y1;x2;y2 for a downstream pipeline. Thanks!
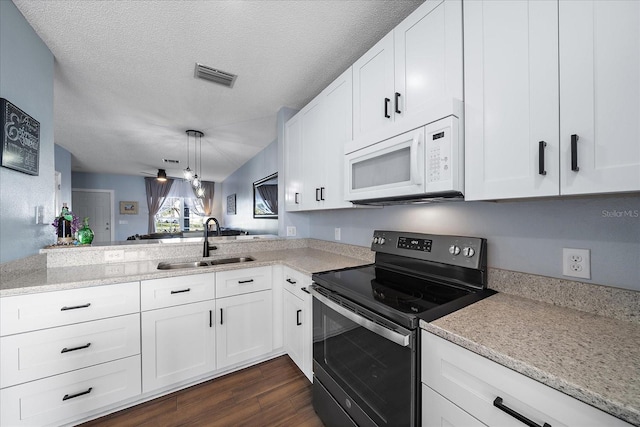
63;387;93;401
209;310;213;327
294;192;299;204
384;98;391;118
296;309;302;326
315;188;320;201
286;278;297;284
395;92;401;114
320;187;325;201
61;343;91;354
493;397;551;427
301;287;310;294
238;279;254;284
61;303;91;311
220;308;224;325
571;134;580;171
538;141;547;175
170;288;191;294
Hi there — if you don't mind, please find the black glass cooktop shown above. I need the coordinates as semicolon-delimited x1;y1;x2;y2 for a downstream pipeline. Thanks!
313;264;475;328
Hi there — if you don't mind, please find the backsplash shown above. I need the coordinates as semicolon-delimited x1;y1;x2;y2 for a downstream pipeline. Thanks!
489;268;639;324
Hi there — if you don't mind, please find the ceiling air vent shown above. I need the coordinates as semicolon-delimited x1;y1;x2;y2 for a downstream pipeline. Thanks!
195;63;237;88
163;159;180;164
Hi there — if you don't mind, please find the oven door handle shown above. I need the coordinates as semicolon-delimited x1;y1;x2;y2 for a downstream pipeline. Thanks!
310;287;412;347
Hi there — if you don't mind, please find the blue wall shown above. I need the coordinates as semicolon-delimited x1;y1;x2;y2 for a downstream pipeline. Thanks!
0;1;55;262
222;140;279;235
72;172;148;241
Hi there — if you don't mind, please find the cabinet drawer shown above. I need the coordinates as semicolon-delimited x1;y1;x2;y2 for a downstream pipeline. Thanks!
141;273;214;311
422;384;486;427
0;282;140;336
216;266;272;298
283;267;312;300
0;355;141;427
1;313;140;389
421;331;631;427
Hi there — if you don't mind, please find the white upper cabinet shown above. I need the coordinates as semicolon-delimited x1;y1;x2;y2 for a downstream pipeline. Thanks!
559;0;640;195
465;0;640;200
464;0;560;200
284;114;303;211
285;67;354;212
352;0;463;145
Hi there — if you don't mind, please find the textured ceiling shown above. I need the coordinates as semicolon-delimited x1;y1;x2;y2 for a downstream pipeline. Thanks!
13;0;423;182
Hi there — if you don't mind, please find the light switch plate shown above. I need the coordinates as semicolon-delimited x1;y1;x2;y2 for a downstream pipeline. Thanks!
334;228;341;241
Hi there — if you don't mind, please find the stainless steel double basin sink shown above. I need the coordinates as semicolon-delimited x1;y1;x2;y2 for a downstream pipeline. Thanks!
157;256;255;270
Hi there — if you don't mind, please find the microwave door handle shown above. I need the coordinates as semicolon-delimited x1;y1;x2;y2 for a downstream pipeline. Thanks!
410;133;422;185
310;286;411;347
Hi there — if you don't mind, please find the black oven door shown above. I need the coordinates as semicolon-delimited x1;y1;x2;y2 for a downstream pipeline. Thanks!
311;285;417;427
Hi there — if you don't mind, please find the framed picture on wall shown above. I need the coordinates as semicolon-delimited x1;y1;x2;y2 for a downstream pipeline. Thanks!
120;201;138;215
1;98;40;176
227;194;236;215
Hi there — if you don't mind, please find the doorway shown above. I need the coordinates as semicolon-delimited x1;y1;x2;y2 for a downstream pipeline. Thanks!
72;189;115;242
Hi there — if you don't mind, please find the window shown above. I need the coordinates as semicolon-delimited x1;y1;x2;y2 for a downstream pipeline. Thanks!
154;197;205;232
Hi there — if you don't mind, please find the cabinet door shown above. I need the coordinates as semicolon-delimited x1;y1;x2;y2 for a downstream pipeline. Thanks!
300;96;325;210
284;113;303;211
559;0;640;195
422;384;486;427
283;290;305;373
353;32;395;139
321;67;353;210
216;290;273;370
464;0;559;200
141;300;216;392
395;0;462;120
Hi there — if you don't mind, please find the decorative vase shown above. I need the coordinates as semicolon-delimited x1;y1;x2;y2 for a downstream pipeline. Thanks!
77;218;94;245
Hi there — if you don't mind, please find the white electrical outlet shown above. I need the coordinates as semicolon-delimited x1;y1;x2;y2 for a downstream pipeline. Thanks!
562;248;591;279
286;226;296;237
334;228;341;241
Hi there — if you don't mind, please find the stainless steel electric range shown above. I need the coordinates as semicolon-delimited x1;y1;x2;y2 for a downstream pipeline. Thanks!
310;230;496;427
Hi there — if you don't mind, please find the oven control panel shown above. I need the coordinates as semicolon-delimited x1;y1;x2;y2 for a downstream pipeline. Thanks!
371;230;486;269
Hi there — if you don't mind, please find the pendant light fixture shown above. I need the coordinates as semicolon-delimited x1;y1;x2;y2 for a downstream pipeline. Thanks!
184;130;204;190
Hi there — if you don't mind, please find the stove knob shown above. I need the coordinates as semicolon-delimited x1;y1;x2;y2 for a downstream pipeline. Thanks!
373;237;379;244
378;237;386;245
463;247;475;258
449;245;461;256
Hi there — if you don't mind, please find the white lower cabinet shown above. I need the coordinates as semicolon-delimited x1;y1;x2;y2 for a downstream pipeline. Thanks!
282;267;312;382
421;331;632;427
422;384;485;427
216;290;273;370
141;300;216;393
0;355;141;427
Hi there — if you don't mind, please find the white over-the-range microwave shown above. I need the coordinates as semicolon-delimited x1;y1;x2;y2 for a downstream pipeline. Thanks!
344;109;463;205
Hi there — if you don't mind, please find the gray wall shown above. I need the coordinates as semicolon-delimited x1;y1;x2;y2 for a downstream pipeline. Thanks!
222;140;279;235
54;144;72;210
0;1;55;263
72;172;148;241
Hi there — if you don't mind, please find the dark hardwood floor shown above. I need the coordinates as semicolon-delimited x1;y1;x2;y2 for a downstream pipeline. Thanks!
81;356;324;427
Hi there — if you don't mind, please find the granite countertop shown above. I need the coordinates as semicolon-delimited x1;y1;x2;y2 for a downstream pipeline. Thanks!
420;292;640;426
0;247;371;297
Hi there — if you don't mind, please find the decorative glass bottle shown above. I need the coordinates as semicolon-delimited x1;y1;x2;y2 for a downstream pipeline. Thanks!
77;217;94;245
57;203;73;245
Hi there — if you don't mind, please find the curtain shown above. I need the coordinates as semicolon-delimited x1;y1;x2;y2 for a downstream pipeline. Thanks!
257;184;277;214
190;181;215;217
145;177;174;233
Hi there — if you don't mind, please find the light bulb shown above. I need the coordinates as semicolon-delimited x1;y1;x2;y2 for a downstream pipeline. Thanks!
196;186;205;198
192;175;200;188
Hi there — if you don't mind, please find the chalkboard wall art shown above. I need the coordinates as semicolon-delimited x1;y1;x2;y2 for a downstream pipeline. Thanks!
1;98;40;176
